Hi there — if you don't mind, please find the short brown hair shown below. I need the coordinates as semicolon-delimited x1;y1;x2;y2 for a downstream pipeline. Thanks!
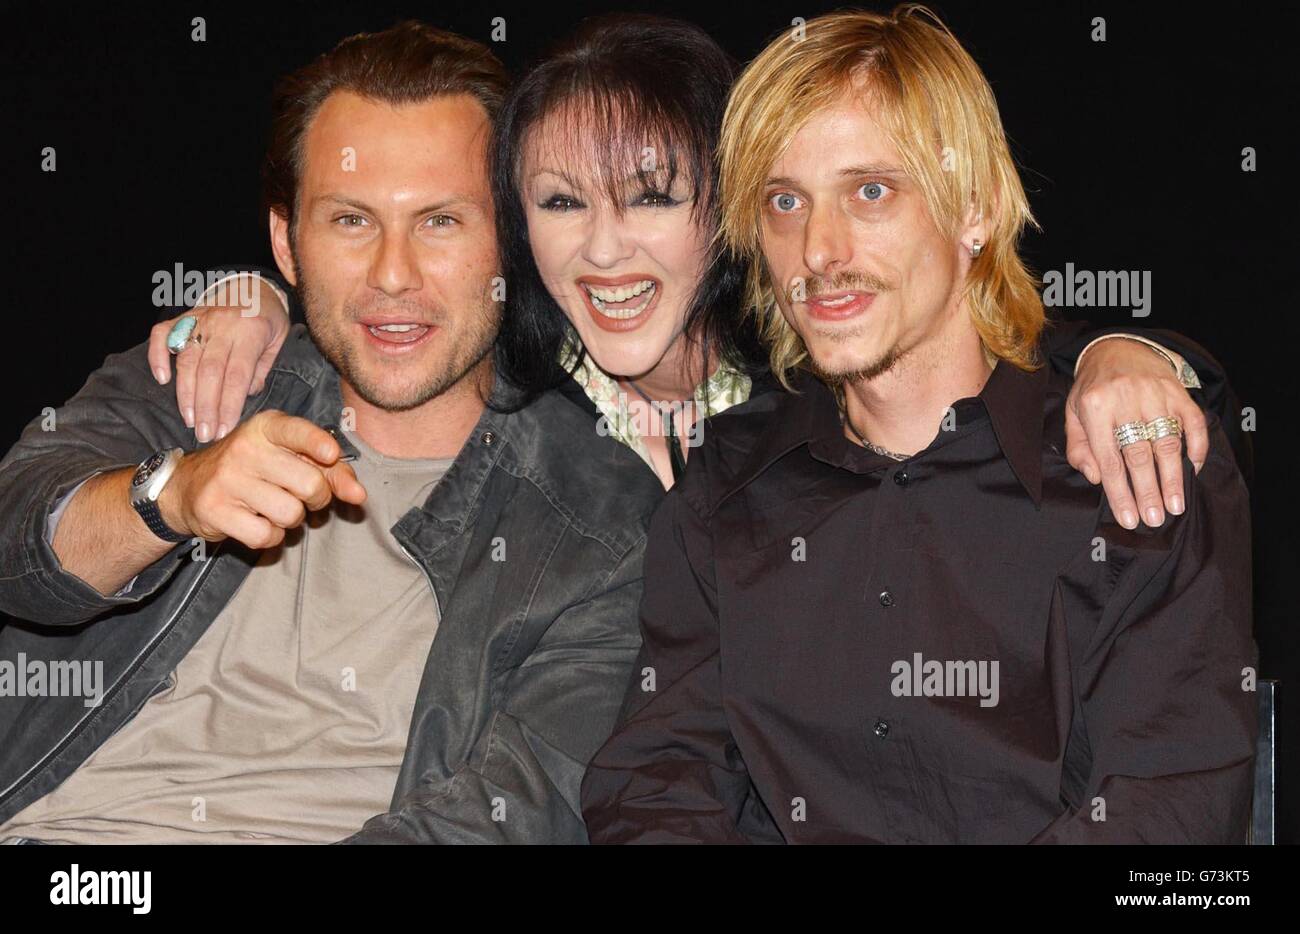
719;5;1044;386
262;20;509;226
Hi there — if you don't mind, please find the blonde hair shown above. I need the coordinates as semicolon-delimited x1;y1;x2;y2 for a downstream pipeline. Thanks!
717;4;1044;386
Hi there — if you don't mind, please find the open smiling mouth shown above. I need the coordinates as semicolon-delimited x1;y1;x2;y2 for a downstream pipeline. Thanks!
367;323;429;341
359;320;438;352
580;278;660;325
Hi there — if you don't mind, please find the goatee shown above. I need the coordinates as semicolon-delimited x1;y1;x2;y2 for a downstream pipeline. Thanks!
809;343;905;388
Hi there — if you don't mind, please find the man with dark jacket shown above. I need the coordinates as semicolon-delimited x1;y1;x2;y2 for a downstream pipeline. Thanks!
0;22;661;844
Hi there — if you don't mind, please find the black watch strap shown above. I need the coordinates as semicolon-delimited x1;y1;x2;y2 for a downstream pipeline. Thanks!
135;498;189;543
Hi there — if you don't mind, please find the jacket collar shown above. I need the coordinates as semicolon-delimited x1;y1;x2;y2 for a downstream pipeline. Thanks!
721;356;1048;507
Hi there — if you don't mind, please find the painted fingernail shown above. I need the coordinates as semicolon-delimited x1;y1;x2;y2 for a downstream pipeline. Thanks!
1121;510;1138;529
184;407;194;428
197;422;212;442
1170;495;1185;514
217;423;229;440
153;367;169;384
1146;506;1163;526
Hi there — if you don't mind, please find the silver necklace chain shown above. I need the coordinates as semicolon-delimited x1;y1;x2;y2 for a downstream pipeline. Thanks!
851;427;909;461
840;409;909;461
833;385;910;461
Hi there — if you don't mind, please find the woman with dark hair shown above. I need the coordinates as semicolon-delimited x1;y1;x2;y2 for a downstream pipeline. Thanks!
488;14;762;485
148;13;1221;519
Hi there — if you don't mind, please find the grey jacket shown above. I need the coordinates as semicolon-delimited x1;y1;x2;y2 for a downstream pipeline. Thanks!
0;324;664;842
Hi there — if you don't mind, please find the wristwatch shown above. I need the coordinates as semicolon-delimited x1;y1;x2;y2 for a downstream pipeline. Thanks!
129;448;189;543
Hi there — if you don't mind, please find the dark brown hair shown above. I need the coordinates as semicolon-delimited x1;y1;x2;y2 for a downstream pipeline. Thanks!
262;20;509;227
491;13;765;400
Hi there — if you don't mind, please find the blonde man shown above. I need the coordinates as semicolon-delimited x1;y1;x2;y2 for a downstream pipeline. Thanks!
581;6;1255;843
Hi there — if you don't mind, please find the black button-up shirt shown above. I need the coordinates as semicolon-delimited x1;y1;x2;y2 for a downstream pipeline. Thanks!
581;359;1257;843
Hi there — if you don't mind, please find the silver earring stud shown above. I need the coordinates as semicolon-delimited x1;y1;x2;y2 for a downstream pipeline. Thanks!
970;240;983;258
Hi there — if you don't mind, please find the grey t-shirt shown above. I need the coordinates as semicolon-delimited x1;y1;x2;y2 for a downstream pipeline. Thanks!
1;431;452;843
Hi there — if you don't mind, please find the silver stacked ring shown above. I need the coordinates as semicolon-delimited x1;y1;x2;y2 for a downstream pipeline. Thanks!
1114;420;1151;449
1146;415;1182;441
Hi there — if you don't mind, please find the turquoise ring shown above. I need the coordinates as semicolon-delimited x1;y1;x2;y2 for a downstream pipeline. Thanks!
166;315;203;355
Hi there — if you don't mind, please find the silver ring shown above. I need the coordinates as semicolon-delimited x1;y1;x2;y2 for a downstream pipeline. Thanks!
1114;420;1151;449
1146;415;1182;441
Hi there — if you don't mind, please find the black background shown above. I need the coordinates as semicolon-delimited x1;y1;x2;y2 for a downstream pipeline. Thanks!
2;0;1296;844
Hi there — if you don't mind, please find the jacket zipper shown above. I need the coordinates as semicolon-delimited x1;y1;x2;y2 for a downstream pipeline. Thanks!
0;544;224;810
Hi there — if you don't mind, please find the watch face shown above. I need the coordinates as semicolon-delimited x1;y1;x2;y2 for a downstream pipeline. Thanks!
132;451;167;490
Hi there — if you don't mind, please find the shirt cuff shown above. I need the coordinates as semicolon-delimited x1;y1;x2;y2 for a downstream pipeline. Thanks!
1073;333;1202;389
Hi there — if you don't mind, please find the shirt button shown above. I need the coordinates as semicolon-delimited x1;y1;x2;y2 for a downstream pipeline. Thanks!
480;430;496;446
893;469;909;486
873;719;890;738
878;590;895;607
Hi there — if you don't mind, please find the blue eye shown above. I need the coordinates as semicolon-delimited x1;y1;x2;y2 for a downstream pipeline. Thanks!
771;192;800;213
860;182;888;201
